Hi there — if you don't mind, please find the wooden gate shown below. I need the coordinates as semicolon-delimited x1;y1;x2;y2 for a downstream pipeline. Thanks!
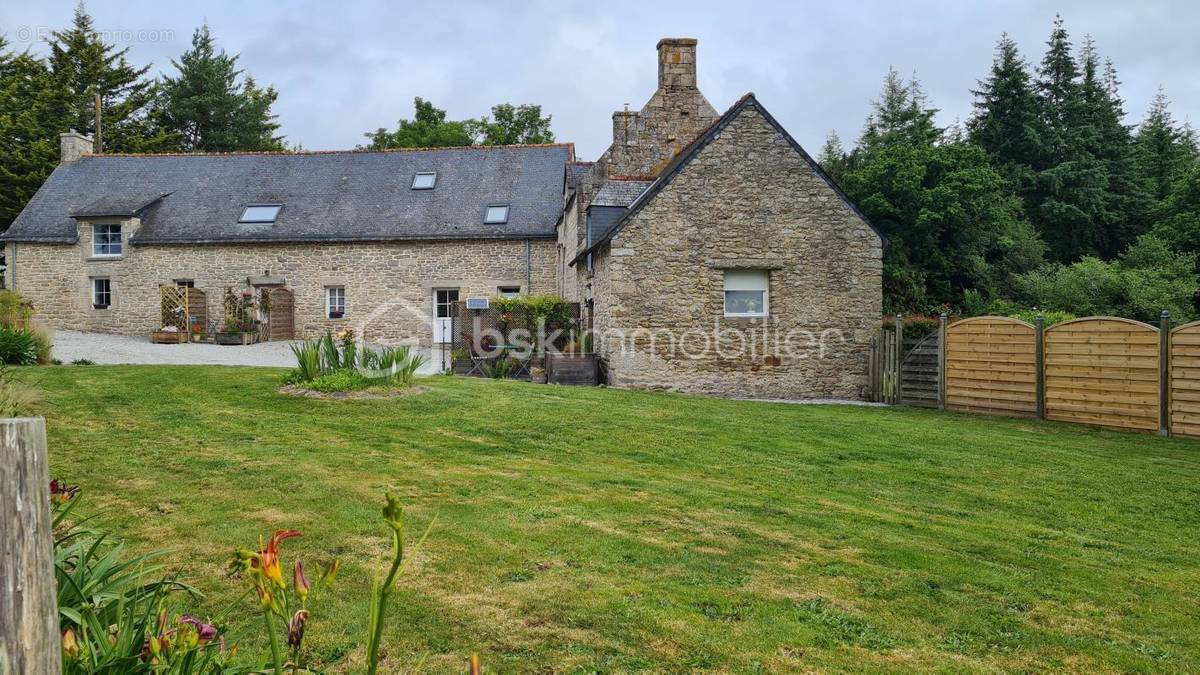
267;288;295;341
868;325;899;404
944;317;1038;417
1044;317;1159;432
900;331;940;408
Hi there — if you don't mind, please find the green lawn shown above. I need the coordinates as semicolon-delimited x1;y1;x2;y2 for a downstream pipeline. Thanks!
29;365;1200;672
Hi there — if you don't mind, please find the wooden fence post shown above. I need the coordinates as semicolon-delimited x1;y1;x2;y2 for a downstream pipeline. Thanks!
937;313;947;411
1161;310;1171;437
894;315;903;406
0;417;61;675
1034;314;1046;420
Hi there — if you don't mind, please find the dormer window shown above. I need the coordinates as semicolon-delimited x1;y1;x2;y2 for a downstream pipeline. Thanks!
411;172;437;190
92;223;122;257
239;204;281;223
484;205;509;224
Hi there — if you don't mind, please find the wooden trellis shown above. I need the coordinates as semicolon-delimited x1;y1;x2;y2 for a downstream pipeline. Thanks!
160;285;207;332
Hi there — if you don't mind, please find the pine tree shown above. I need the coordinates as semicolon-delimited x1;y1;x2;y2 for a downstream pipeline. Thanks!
817;130;848;182
44;3;167;152
859;68;940;151
1030;16;1111;262
0;38;62;228
968;34;1042;191
156;25;283;152
1137;88;1196;201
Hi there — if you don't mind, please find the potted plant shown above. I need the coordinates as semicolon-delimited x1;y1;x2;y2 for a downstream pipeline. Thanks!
216;316;256;345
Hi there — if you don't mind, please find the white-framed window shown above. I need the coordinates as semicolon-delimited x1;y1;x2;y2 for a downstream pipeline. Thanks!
326;286;346;319
498;286;521;299
92;278;112;309
92;223;122;257
723;269;769;317
435;288;459;319
412;172;437;189
484;204;509;224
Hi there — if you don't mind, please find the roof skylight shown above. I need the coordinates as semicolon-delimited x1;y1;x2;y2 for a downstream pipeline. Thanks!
484;204;509;224
412;172;437;190
239;204;281;223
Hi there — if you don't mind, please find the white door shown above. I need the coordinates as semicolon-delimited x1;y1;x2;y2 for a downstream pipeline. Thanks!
433;289;459;344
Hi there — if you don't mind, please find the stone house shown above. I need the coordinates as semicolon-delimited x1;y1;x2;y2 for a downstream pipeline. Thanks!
3;37;882;399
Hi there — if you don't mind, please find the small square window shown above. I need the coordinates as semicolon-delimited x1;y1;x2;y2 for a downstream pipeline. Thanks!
239;205;281;223
326;286;346;319
92;278;111;309
484;205;509;224
92;224;122;257
498;286;521;299
724;269;769;317
412;172;437;189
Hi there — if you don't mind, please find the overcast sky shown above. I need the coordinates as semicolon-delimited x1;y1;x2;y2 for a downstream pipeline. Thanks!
3;1;1198;159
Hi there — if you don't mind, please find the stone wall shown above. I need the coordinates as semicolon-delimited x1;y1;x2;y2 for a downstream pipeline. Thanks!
7;234;556;345
590;104;883;400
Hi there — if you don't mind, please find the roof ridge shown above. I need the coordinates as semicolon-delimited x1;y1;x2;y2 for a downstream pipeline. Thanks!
84;142;576;159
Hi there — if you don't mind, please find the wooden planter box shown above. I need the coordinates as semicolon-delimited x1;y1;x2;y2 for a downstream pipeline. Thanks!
547;353;597;386
150;330;188;344
451;359;476;375
215;332;255;346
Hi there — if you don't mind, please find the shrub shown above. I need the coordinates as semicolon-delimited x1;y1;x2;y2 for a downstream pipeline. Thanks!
289;332;427;389
71;359;95;366
0;289;34;328
1012;235;1198;324
0;326;40;365
308;369;370;392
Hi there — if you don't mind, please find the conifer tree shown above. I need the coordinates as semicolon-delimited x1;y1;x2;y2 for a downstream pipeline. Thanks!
0;38;62;227
156;25;284;152
44;3;167;151
968;34;1042;191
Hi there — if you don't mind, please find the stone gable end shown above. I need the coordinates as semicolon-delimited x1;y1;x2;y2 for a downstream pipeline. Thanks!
592;103;883;399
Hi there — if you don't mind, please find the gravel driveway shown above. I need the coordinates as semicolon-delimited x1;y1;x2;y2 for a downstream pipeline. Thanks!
52;330;442;373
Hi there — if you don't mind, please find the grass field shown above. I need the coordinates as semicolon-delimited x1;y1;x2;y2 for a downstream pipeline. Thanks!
28;365;1200;672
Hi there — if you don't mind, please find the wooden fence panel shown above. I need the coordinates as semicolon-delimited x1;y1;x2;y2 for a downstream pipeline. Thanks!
900;331;940;408
1044;318;1159;432
1170;321;1200;437
945;317;1037;417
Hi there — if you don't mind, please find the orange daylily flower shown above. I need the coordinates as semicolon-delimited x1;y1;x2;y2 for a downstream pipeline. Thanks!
259;529;301;589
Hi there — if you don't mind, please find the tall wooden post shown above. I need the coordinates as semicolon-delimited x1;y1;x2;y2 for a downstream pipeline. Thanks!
1160;310;1171;437
937;313;947;411
1034;314;1045;420
0;418;61;675
894;314;904;406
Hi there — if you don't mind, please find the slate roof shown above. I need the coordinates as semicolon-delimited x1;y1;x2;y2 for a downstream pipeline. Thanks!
590;179;654;208
4;144;573;244
571;94;884;265
565;162;594;191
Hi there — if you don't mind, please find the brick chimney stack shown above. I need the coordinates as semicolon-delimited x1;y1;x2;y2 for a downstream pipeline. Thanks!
657;38;698;91
59;131;94;164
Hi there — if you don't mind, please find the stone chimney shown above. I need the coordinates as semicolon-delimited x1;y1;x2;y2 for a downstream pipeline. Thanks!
60;131;94;164
601;38;716;178
657;38;698;91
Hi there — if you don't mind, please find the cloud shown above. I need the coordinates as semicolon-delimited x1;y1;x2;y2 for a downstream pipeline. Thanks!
2;0;1196;157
